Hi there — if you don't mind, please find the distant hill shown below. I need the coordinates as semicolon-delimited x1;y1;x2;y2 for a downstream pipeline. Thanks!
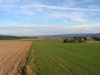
0;35;20;40
39;33;100;38
0;33;100;40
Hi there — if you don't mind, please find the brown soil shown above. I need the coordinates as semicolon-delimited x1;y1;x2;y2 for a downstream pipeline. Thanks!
0;41;32;75
26;65;31;75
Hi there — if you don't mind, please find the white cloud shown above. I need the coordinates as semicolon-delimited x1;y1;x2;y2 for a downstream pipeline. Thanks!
0;0;100;23
0;0;100;29
18;3;100;12
42;11;85;22
0;0;100;12
0;0;100;24
0;24;100;36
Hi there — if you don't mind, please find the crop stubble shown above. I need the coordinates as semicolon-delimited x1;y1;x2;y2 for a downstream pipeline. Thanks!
0;41;32;75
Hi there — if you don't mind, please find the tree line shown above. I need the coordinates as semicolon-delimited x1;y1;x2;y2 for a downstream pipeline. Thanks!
0;36;20;40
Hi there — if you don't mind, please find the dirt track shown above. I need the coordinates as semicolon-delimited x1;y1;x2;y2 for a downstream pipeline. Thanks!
0;41;32;75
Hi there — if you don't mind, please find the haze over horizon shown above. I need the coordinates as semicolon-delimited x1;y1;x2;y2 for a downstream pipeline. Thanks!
0;0;100;36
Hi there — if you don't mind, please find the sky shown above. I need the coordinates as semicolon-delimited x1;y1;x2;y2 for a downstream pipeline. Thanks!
0;0;100;36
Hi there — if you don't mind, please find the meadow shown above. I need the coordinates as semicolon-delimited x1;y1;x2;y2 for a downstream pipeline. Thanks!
25;39;100;75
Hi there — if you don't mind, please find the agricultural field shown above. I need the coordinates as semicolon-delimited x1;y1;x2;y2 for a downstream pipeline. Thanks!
25;39;100;75
0;41;32;75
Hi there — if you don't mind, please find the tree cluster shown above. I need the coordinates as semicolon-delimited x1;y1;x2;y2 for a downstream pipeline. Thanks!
93;37;100;41
0;36;20;40
63;39;85;43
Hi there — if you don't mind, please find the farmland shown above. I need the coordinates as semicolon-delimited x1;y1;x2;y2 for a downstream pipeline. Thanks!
0;41;32;75
0;39;100;75
25;39;100;75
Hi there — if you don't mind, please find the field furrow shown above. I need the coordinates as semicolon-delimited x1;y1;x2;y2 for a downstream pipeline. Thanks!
0;41;32;75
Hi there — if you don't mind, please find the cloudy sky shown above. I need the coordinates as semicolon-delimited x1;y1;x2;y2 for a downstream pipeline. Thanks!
0;0;100;36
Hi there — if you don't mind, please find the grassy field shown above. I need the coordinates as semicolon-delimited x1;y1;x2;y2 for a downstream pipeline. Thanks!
25;39;100;75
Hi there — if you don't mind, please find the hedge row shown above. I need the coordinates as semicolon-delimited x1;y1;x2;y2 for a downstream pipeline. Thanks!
63;39;85;43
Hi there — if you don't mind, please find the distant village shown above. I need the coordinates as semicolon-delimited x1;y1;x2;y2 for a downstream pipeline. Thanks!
58;37;92;41
0;35;100;41
57;37;100;41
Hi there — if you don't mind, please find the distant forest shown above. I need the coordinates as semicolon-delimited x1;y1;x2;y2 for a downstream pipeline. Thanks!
0;36;21;40
0;35;38;40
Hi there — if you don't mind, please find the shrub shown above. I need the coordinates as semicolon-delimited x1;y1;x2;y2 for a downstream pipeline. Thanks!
63;39;70;43
70;39;77;43
93;37;100;41
78;40;85;43
63;39;77;43
63;39;85;43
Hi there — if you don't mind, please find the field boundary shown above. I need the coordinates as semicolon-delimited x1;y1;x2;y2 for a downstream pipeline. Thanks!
22;41;39;75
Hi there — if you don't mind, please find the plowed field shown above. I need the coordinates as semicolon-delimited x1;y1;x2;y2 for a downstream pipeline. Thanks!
0;41;32;75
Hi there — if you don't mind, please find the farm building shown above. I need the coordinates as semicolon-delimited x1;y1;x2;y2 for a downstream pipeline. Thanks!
85;37;93;41
74;37;85;41
65;37;74;40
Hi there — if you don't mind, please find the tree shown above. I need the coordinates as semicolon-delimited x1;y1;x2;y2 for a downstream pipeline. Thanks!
63;39;70;43
70;39;77;43
78;40;85;43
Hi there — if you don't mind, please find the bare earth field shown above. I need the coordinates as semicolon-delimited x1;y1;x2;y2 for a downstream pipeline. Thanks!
0;41;32;75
